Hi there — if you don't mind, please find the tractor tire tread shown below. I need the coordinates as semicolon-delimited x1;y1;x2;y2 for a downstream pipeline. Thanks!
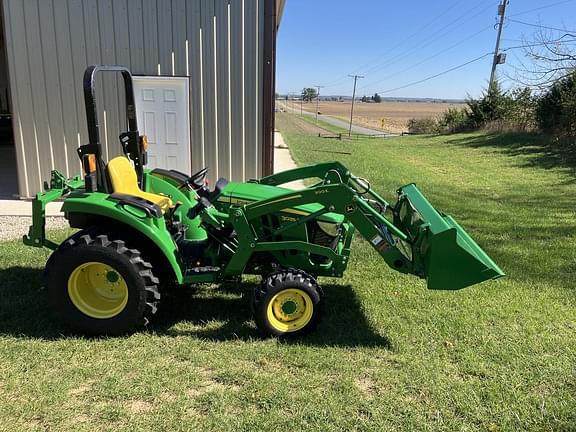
253;269;322;338
45;231;161;335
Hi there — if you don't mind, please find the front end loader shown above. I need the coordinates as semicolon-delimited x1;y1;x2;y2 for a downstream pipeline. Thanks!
24;65;504;337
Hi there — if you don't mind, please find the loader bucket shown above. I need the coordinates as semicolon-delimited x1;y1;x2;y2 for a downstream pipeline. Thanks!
395;183;504;290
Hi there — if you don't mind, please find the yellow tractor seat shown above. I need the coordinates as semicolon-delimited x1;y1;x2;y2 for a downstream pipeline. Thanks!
107;156;173;213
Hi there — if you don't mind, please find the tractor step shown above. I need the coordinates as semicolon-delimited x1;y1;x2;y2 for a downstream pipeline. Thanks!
184;266;221;276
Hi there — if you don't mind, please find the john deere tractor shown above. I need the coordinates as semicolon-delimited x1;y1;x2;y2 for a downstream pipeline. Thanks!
24;66;504;337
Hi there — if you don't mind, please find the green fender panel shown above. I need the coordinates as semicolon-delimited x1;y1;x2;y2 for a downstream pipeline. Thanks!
61;192;183;284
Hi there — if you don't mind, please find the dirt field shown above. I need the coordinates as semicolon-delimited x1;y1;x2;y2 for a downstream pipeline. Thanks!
294;100;465;133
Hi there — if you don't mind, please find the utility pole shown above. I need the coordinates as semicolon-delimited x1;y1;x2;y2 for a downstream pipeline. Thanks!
348;74;364;136
489;0;508;89
314;85;324;123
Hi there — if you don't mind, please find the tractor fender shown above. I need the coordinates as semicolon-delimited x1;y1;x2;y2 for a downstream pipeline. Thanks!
62;196;183;284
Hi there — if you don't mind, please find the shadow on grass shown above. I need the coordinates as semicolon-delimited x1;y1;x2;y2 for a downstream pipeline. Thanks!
154;281;391;348
0;267;391;348
0;267;63;338
444;132;576;175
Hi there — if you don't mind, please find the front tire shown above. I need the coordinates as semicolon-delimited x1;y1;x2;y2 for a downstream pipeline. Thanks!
254;269;322;337
45;232;160;335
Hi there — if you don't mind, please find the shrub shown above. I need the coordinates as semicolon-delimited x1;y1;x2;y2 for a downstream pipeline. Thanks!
536;72;576;138
407;117;438;134
466;82;511;128
507;87;536;132
464;82;537;133
437;108;471;133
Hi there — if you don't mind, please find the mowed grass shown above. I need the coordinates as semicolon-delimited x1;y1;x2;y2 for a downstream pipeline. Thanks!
0;114;574;431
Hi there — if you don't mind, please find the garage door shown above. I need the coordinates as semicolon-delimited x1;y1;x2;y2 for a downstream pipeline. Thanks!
133;76;190;174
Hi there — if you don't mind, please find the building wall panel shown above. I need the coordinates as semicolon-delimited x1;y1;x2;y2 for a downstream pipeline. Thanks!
186;0;204;173
243;0;257;180
53;0;82;177
172;0;187;76
230;0;244;181
2;0;266;196
215;0;231;180
23;0;55;185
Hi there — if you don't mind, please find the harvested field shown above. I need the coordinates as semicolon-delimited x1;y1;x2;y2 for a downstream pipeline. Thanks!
296;100;465;133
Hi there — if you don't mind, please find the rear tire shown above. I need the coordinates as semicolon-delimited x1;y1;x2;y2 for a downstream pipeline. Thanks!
45;232;160;335
254;269;322;338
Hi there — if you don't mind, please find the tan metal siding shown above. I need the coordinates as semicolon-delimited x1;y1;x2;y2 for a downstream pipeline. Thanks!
201;0;217;179
157;0;172;75
53;0;82;177
3;0;266;196
230;0;245;181
243;0;257;181
127;0;145;72
256;0;264;176
172;0;187;76
215;0;231;180
187;0;204;173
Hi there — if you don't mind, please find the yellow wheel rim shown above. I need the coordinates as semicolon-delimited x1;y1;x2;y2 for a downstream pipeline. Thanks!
67;262;129;319
266;288;314;333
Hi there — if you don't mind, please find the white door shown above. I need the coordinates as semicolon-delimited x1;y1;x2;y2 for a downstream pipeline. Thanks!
133;76;190;173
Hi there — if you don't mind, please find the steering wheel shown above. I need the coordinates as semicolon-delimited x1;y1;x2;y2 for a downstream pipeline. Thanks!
178;167;209;190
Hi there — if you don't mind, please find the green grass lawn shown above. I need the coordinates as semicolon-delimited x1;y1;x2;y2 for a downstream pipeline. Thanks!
1;114;575;431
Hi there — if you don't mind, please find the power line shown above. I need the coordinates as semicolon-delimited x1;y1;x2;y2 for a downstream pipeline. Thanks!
383;35;576;97
507;18;576;34
319;0;496;88
508;0;576;17
357;24;493;93
319;0;472;88
376;52;493;95
359;1;497;78
502;39;576;51
346;0;471;76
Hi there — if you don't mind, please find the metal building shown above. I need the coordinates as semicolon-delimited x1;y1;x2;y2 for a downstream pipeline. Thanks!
0;0;284;198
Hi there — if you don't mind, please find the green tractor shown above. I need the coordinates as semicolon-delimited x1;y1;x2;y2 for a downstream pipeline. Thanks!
24;66;504;337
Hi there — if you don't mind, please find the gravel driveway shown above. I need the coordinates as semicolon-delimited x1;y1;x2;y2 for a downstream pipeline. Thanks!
0;216;69;241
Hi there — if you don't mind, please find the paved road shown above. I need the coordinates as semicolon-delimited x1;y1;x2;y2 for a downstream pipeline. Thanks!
278;102;398;137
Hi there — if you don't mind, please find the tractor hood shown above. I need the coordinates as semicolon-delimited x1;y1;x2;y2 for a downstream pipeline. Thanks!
217;182;344;224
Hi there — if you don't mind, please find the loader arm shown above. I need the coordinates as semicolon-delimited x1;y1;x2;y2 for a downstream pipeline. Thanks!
211;162;504;290
252;161;351;187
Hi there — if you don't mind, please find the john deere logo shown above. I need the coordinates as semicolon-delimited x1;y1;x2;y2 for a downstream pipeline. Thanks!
345;204;355;214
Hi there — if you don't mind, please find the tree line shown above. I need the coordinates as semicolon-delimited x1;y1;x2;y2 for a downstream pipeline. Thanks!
407;72;576;139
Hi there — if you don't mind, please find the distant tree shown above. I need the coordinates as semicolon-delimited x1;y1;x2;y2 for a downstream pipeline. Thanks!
361;95;368;102
372;93;382;103
507;27;576;89
301;87;318;102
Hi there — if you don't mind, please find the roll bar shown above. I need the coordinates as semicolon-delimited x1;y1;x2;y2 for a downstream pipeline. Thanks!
77;65;145;193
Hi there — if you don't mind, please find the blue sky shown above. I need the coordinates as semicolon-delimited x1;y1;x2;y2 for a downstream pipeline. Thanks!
276;0;576;99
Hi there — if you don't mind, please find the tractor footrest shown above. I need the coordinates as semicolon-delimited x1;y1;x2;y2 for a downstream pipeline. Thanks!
184;266;221;276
